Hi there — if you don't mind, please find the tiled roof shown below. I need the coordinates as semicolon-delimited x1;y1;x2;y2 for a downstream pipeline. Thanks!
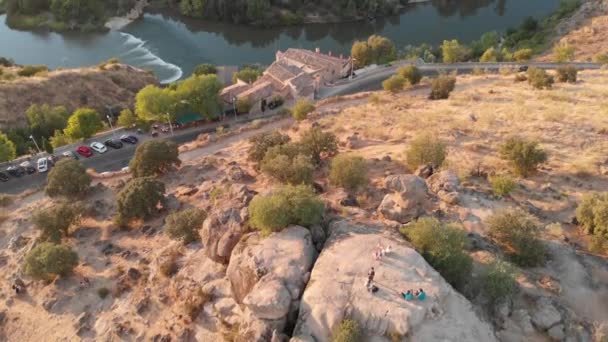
220;80;251;102
238;81;274;102
281;48;348;70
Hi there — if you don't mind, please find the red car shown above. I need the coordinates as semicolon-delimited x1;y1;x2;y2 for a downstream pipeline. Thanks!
76;146;93;158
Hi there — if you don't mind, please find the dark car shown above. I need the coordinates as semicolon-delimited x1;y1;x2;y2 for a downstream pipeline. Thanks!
6;166;25;177
518;65;529;72
19;161;36;174
104;139;123;149
0;171;8;182
120;135;138;144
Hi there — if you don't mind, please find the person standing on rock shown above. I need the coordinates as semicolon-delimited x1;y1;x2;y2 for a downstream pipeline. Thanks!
366;267;376;289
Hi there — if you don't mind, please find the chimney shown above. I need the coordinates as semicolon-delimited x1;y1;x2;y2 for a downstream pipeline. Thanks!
315;47;320;54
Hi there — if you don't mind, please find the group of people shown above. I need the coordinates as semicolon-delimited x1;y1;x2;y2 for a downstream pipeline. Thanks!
401;289;426;301
372;243;392;261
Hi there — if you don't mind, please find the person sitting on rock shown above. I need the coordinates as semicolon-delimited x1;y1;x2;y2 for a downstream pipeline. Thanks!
401;290;414;301
366;267;375;288
416;288;426;301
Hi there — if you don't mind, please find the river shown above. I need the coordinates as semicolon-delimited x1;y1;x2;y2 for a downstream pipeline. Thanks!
0;0;559;84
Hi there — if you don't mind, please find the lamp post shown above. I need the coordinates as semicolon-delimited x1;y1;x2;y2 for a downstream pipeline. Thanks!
166;113;174;136
106;115;116;139
29;135;41;154
232;96;238;120
350;57;357;80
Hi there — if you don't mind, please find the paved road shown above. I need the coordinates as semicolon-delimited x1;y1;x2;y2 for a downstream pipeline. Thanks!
318;61;602;98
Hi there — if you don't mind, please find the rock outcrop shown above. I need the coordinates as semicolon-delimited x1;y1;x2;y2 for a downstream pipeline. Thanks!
291;220;497;341
426;170;462;205
378;174;429;223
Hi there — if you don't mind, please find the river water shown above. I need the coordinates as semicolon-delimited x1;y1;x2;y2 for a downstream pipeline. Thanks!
0;0;559;83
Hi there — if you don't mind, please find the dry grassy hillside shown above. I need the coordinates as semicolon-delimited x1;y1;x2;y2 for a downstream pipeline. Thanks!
0;63;157;129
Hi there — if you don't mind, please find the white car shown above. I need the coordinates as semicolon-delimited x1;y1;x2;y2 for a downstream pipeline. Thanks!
37;158;48;173
90;142;107;154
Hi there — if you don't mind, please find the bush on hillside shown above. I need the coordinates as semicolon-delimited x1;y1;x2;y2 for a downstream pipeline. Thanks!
429;76;456;100
117;109;137;128
165;208;207;245
556;66;577;83
382;75;405;93
193;63;217;76
116;177;166;225
17;65;48;77
261;144;314;185
514;73;527;83
292;99;315;121
398;65;423;85
248;185;324;236
527;67;554;90
32;202;83;243
486;208;546;267
331;319;362;342
554;44;575;62
329;155;368;193
479;47;500;62
489;175;516;196
406;132;446;170
576;193;608;252
45;159;91;199
300;127;338;165
400;217;472;290
247;130;291;165
25;242;79;280
499;137;547;177
594;53;608;65
129;140;181;178
513;48;533;62
482;260;517;303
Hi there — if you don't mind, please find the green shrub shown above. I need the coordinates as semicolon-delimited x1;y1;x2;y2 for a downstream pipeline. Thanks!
193;63;217;76
25;242;79;280
97;287;110;299
406;132;447;170
499;137;547;177
32;202;83;243
116;177;166;225
556;66;577;83
129;140;181;178
398;65;423;85
429;76;456;100
116;109;137;128
479;47;500;62
237;97;252;114
482;260;517;303
527;67;554;90
45;159;91;199
17;65;48;77
576;193;608;252
292;99;315;121
382;74;405;93
261;144;314;185
400;218;472;290
486;209;546;267
329;155;368;193
165;208;207;245
554;44;575;62
300;127;338;165
489;175;516;196
247;130;291;165
513;48;533;62
332;319;361;342
594;53;608;65
249;185;324;236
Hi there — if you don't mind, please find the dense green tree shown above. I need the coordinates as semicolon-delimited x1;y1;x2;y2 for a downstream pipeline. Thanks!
470;31;499;58
165;207;207;244
50;129;71;148
117;109;137;128
45;159;91;198
234;67;262;84
63;108;103;140
175;74;223;120
135;85;175;122
300;127;338;165
116;177;166;224
351;35;396;68
25;104;70;139
33;202;83;243
129;140;181;177
192;63;217;76
351;40;371;68
0;132;17;162
480;47;500;62
513;48;533;62
441;39;469;63
247;130;290;165
25;242;79;280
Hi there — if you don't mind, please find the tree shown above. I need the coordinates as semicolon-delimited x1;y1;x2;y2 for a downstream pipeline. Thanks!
398;65;422;85
237;97;252;114
63;108;103;140
483;261;516;303
554;43;575;62
402;43;437;63
441;39;468;63
470;31;499;58
25;104;70;139
500;136;547;177
332;319;361;342
165;207;207;245
25;243;79;280
117;109;137;128
300;127;338;165
329;155;368;193
246;0;270;22
382;75;405;93
234;67;262;84
116;177;166;224
174;74;223;120
129;140;181;178
406;132;447;170
32;202;83;243
556;66;577;83
135;84;175;122
513;48;533;62
480;47;500;62
261;146;314;185
45;159;91;199
429;75;456;100
0;132;16;162
192;63;217;76
248;184;324;236
50;129;71;148
527;67;554;90
247;130;291;165
292;99;315;121
367;35;397;65
576;193;608;253
351;40;371;68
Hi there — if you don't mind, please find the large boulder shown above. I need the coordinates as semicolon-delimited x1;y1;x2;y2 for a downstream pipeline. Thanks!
291;220;497;342
200;207;246;264
378;174;429;223
243;278;292;320
426;170;461;205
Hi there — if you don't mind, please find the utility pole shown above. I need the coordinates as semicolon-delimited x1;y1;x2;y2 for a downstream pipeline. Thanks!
232;96;238;120
29;135;41;154
106;115;116;139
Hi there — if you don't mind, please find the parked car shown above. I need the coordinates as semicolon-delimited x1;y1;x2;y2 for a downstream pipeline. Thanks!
518;65;529;72
90;142;107;154
120;135;138;144
62;151;79;160
19;161;36;174
104;139;123;149
76;146;93;158
6;166;25;177
0;171;8;182
37;158;48;173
